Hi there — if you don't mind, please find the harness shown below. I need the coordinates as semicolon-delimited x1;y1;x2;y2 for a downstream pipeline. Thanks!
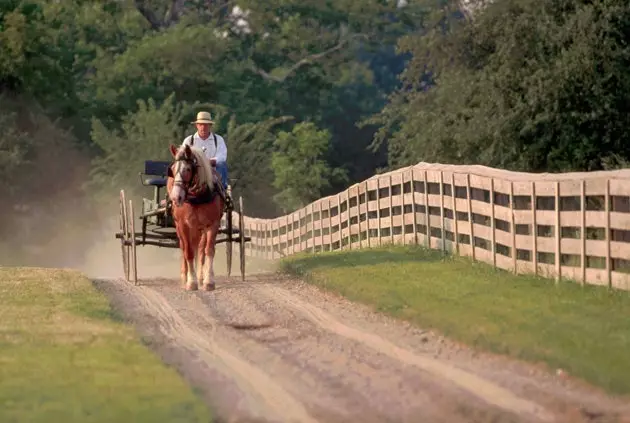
189;132;217;149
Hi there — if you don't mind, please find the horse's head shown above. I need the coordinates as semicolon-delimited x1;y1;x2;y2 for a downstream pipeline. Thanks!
168;144;197;206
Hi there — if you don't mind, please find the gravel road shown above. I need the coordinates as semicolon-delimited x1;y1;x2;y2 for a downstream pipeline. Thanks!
94;274;630;423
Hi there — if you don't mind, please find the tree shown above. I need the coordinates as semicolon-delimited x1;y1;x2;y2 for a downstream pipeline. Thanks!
271;122;347;212
372;0;630;172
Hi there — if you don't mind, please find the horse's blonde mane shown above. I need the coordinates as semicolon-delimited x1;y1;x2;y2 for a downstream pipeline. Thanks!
188;146;215;190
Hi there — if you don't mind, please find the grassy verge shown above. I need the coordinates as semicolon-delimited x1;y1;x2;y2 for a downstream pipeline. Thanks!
280;245;630;396
0;267;212;423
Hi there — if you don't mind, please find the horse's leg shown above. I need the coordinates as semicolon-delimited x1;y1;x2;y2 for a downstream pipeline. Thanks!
180;251;187;285
197;230;206;281
202;220;220;291
183;226;199;291
176;226;187;285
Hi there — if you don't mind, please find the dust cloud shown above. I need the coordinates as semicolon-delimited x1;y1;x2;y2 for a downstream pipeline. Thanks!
78;218;279;281
0;188;278;281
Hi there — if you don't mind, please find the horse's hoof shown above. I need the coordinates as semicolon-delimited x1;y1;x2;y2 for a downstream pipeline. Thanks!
202;283;215;291
186;282;199;291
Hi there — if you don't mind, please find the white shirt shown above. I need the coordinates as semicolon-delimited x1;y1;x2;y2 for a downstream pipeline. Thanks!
182;132;227;163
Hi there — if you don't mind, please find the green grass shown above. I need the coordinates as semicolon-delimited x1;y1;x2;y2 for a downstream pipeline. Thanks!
0;267;212;423
280;245;630;396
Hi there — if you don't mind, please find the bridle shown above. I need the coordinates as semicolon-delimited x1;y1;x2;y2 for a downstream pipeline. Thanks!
169;156;199;199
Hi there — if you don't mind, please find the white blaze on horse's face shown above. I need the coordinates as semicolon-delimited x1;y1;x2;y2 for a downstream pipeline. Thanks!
169;150;194;207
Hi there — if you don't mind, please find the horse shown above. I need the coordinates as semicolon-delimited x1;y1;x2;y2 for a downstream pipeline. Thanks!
167;143;225;291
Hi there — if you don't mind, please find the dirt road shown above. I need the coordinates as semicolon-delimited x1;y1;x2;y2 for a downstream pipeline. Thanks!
95;275;630;423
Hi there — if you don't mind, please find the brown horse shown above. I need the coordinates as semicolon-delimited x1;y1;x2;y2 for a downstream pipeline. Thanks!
167;143;225;291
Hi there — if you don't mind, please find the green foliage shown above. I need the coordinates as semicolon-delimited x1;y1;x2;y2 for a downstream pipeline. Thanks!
0;109;32;199
271;122;347;211
0;96;85;204
374;0;630;172
223;114;294;215
87;94;185;200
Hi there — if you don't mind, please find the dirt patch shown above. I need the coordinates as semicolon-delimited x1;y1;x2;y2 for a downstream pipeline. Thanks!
94;275;630;423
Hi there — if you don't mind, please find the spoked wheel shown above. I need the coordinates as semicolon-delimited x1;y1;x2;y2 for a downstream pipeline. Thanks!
238;196;246;281
226;207;233;277
128;199;138;285
119;190;130;281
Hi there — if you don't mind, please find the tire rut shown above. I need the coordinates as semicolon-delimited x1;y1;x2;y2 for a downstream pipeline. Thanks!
106;280;317;423
252;284;555;423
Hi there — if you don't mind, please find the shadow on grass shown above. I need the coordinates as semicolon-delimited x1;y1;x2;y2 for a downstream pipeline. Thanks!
283;245;447;273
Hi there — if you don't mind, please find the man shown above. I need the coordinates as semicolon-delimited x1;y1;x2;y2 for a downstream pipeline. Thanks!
181;111;229;191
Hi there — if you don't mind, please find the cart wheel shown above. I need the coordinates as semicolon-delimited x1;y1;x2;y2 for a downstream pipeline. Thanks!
238;196;246;281
226;207;233;277
128;199;138;285
119;190;130;281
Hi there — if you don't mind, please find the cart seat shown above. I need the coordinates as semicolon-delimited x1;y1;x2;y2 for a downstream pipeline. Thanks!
145;177;167;187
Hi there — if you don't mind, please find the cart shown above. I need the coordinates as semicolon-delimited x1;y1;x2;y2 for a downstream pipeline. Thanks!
115;160;250;284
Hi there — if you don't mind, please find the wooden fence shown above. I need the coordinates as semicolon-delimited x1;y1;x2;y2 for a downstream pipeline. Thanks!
225;162;630;290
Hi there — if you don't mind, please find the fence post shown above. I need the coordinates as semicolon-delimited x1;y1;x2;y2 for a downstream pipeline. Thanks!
286;215;290;256
389;175;394;244
401;172;406;245
294;212;299;254
509;181;517;274
269;221;274;259
269;220;274;260
424;170;430;249
254;222;259;258
318;201;323;253
328;197;333;251
262;221;267;259
377;178;382;246
356;186;362;248
580;180;586;286
466;173;475;261
310;204;315;254
451;173;459;255
490;178;496;268
411;168;418;245
605;178;612;288
274;219;279;258
291;210;300;253
365;182;372;248
531;181;538;276
336;195;342;250
439;171;446;253
287;215;292;255
346;195;352;249
555;181;561;283
298;208;308;252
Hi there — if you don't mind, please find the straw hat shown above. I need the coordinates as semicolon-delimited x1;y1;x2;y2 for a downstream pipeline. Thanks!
191;111;215;124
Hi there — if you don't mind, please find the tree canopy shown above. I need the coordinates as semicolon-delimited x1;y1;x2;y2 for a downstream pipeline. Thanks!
372;0;630;172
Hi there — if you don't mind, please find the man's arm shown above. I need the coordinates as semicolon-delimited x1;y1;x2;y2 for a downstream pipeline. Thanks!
214;134;227;163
